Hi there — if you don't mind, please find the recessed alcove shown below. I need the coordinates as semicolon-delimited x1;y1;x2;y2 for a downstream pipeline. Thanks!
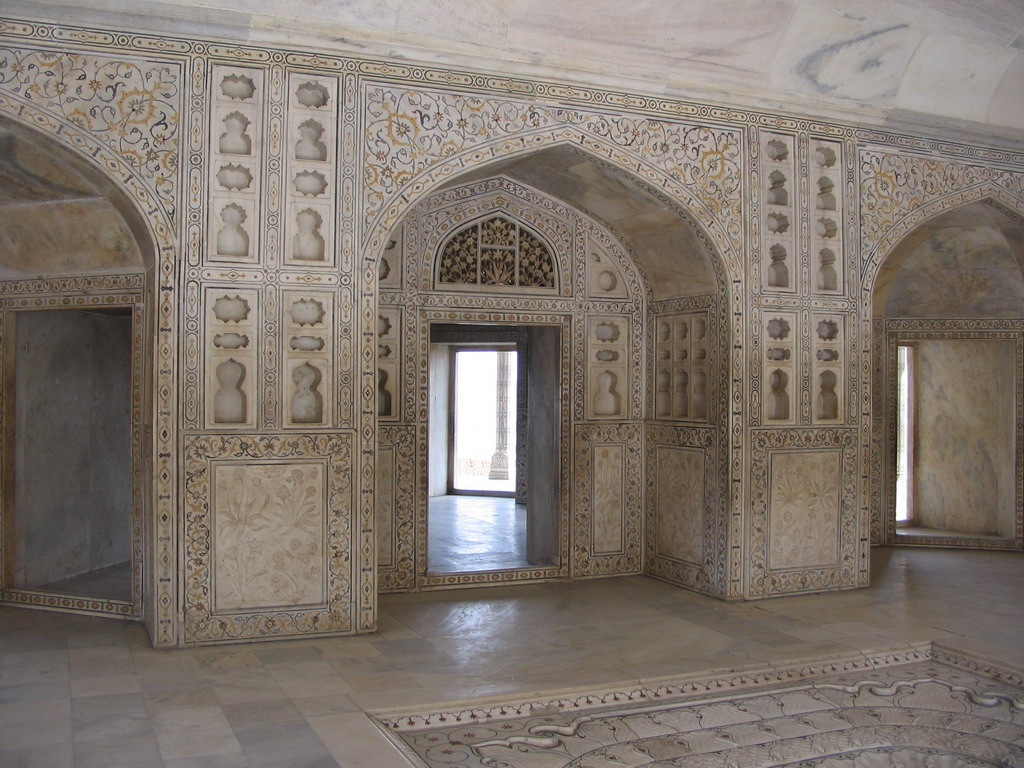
765;139;789;161
767;243;789;287
873;200;1024;549
767;170;788;206
814;145;836;168
11;308;134;599
816;217;838;239
816;177;836;210
0;116;150;617
766;212;790;235
219;111;253;155
295;118;327;161
372;143;729;595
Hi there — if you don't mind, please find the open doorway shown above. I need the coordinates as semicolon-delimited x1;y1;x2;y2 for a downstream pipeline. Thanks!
4;305;141;610
427;323;559;573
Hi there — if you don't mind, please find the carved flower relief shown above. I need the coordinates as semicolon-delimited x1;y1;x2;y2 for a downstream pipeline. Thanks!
656;449;704;564
438;227;478;284
213;463;325;612
480;216;515;246
591;448;624;553
436;218;555;289
768;453;840;569
517;230;555;287
480;248;515;285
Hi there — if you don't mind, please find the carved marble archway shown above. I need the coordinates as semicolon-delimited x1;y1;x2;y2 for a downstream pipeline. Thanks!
0;84;181;645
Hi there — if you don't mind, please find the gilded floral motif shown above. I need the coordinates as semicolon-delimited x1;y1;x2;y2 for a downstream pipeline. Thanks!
363;86;742;249
859;150;1024;264
0;48;180;212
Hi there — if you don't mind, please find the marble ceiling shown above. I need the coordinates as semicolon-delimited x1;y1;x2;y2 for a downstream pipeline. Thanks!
0;122;143;277
11;0;1024;140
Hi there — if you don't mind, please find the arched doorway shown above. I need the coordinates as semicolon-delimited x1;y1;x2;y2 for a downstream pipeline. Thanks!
0;117;154;617
871;199;1024;549
367;143;732;593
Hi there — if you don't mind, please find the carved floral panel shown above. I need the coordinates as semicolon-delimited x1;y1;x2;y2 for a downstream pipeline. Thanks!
183;433;354;644
749;428;860;597
655;446;706;566
767;451;841;570
212;462;324;612
0;47;180;213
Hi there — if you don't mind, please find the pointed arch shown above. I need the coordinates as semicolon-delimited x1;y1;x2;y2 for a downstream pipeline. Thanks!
358;122;739;604
863;182;1024;305
359;129;741;290
0;94;181;646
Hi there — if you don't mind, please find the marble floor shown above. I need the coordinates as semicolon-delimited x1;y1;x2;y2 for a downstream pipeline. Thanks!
427;495;529;572
1;547;1022;767
38;562;133;603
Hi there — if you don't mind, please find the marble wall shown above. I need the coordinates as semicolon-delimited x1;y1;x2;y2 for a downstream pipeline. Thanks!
912;339;1016;537
13;309;134;588
0;13;1020;646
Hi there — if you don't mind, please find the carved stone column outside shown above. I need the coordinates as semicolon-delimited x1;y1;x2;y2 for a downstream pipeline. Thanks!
488;350;511;480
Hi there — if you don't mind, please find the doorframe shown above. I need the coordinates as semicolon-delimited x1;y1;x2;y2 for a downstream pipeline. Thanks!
417;310;571;588
0;287;146;618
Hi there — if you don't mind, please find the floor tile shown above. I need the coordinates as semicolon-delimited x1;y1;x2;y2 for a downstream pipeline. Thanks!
156;726;243;761
308;712;416;768
72;733;162;768
234;719;337;767
0;549;1018;767
0;741;73;768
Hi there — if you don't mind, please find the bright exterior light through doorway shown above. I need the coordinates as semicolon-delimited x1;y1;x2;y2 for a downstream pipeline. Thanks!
896;344;912;525
452;349;517;494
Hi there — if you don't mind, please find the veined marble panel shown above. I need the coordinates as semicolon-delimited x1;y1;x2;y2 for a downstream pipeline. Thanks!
879;322;1024;549
644;421;722;597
